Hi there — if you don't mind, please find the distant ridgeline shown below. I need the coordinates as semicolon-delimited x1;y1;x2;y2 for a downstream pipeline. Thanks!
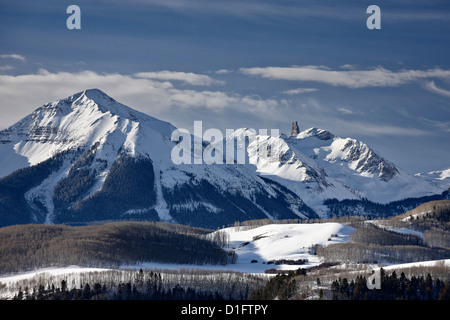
324;189;450;218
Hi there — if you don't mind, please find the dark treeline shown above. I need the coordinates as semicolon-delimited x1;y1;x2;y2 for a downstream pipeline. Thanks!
249;269;305;300
230;216;363;230
0;221;235;274
329;269;450;300
12;273;221;301
9;269;265;300
14;282;224;301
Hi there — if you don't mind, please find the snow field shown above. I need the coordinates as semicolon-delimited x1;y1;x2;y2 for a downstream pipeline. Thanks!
216;222;355;271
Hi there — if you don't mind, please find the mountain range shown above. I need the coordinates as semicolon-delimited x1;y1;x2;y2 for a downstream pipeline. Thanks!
0;89;448;228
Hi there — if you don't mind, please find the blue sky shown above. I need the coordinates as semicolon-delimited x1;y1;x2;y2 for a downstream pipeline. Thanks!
1;0;449;173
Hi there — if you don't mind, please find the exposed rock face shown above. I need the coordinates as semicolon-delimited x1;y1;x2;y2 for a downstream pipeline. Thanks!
291;121;299;136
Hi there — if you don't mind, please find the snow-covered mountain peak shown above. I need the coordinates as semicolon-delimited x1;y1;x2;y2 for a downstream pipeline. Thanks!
225;123;448;209
71;89;175;137
0;89;178;177
295;127;335;141
77;89;139;119
287;127;400;182
82;88;115;102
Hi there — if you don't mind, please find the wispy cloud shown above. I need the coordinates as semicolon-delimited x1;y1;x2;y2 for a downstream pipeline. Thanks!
345;122;429;137
135;71;224;86
0;54;26;61
424;80;450;98
283;88;318;95
395;107;450;134
422;118;450;133
0;65;14;71
339;64;356;70
337;107;353;115
215;69;231;75
240;66;450;89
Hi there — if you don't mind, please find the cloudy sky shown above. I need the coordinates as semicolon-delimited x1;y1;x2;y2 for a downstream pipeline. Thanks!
0;0;449;174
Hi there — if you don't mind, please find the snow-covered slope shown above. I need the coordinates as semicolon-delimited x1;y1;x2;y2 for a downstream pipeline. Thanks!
219;222;354;270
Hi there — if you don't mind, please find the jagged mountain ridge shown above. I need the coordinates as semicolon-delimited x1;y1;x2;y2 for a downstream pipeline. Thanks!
0;89;316;228
226;126;448;216
0;89;448;227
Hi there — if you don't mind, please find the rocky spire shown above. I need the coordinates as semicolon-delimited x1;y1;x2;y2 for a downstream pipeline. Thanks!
291;121;299;136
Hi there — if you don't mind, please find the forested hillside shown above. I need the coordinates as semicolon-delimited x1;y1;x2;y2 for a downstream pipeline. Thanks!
0;221;235;274
324;190;450;218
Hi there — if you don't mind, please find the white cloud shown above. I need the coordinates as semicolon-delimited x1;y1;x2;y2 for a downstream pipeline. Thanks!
0;54;26;61
283;88;318;95
337;107;353;115
240;66;450;89
424;80;450;98
0;65;14;71
0;70;281;129
339;64;355;70
215;69;231;75
167;89;237;109
135;71;224;86
418;116;450;133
